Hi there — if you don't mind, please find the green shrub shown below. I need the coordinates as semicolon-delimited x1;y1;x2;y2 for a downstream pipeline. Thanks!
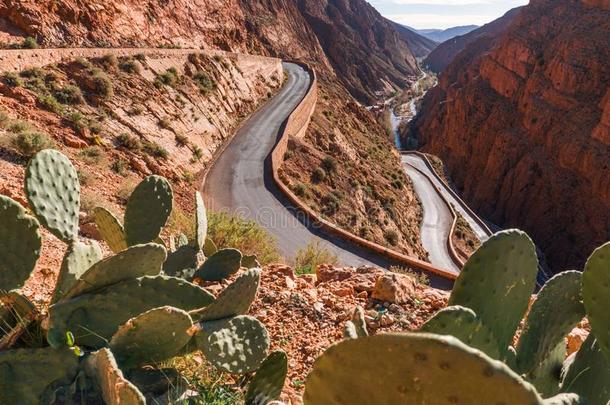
64;112;88;134
175;133;189;147
312;167;326;183
191;146;203;162
53;85;84;105
20;68;45;79
193;71;216;95
143;140;169;159
293;182;307;197
74;57;92;69
119;57;140;74
158;118;172;130
127;105;145;116
208;211;281;265
156;68;180;88
86;68;113;99
8;120;30;133
79;146;103;164
1;72;22;87
100;54;118;70
134;53;146;62
11;131;55;157
321;156;337;173
88;120;102;135
37;94;64;114
116;133;141;151
21;37;38;49
293;240;338;275
0;110;9;127
321;192;342;215
384;229;399;246
110;158;128;175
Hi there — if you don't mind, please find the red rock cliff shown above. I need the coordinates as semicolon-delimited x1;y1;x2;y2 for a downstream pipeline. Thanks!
411;0;610;272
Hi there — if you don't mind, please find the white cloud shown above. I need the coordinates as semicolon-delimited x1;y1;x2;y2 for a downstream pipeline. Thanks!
387;13;495;29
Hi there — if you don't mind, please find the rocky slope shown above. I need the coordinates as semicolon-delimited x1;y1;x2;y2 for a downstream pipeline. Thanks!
0;0;431;104
391;22;438;59
410;0;610;273
423;6;523;73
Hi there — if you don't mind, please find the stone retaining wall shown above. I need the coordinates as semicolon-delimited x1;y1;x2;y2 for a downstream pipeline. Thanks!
270;64;458;281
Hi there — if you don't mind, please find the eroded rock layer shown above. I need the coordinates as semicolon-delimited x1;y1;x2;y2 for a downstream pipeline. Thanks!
411;0;610;272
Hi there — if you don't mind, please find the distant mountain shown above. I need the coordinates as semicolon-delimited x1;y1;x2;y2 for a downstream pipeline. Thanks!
390;22;438;58
422;8;523;73
411;25;478;43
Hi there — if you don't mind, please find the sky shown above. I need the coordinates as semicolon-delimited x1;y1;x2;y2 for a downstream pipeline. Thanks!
369;0;528;30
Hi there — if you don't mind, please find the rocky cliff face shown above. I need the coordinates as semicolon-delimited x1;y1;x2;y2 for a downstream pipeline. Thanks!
391;22;438;59
423;6;522;73
0;0;430;104
411;0;610;273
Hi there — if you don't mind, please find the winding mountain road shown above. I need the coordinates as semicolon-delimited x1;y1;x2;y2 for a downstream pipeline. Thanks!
203;63;456;283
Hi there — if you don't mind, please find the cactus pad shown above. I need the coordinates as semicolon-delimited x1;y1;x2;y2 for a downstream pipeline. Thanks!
93;207;127;253
449;230;538;357
543;394;584;405
83;348;146;405
245;350;288;405
582;242;610;362
124;175;173;246
195;191;207;250
203;237;218;257
163;245;199;279
48;275;214;348
0;347;79;404
242;255;260;269
420;305;500;359
304;333;542;404
191;268;260;322
110;306;193;368
52;240;103;303
197;315;270;374
25;149;80;242
195;248;242;281
516;271;584;374
525;341;565;397
64;243;167;299
0;195;41;291
560;333;609;404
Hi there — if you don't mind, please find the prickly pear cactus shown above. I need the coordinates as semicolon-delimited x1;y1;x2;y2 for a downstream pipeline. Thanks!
516;271;584;374
196;315;269;374
93;207;127;253
25;149;80;243
526;341;565;397
110;306;193;368
242;254;260;269
0;195;41;291
582;242;610;362
246;350;288;405
83;348;146;405
203;237;218;257
63;243;167;299
543;393;585;405
191;268;260;322
0;292;36;348
560;333;610;404
163;245;199;279
304;333;543;404
195;248;242;281
420;305;500;359
449;230;538;358
350;306;368;338
52;240;103;303
48;275;214;348
124;175;173;246
0;347;80;404
195;191;207;251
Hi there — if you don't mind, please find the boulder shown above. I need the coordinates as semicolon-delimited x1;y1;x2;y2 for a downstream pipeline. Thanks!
371;273;416;304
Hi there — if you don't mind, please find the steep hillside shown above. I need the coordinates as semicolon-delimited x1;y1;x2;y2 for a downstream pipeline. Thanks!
391;22;438;59
423;7;523;73
410;0;610;273
415;25;478;43
0;0;429;261
0;0;421;104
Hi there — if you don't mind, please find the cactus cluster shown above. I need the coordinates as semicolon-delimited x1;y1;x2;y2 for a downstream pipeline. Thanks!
0;150;287;403
309;231;610;404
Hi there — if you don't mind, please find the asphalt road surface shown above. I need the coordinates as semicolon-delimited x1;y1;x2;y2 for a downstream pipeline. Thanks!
401;157;461;274
203;62;453;288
